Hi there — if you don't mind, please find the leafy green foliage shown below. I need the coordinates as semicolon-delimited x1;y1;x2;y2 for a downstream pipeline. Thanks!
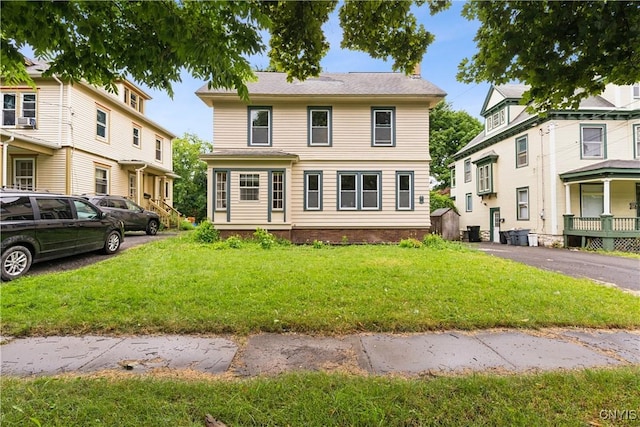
253;227;276;249
429;102;482;189
178;220;195;231
429;190;456;212
459;1;640;111
339;0;437;74
225;235;243;249
193;220;220;244
172;134;212;222
399;238;423;248
1;0;449;96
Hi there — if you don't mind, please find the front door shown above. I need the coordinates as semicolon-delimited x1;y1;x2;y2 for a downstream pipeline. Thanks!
490;208;501;243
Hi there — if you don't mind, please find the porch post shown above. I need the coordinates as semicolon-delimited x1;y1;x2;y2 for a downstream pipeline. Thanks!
564;183;572;214
602;178;611;215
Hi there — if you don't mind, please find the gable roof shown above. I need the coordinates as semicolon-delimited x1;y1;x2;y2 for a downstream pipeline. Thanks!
196;72;446;102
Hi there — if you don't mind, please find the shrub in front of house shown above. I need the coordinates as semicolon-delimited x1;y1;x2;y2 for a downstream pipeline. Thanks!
193;220;220;243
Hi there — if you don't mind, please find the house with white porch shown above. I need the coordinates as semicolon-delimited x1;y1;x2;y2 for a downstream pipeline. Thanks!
0;58;181;227
450;83;640;252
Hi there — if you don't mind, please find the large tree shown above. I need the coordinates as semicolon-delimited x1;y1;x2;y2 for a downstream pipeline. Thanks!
1;0;442;98
172;134;212;223
458;1;640;111
429;102;482;189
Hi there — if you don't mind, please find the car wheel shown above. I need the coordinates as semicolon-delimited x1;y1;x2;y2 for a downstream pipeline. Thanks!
103;231;122;254
146;219;159;235
1;246;33;281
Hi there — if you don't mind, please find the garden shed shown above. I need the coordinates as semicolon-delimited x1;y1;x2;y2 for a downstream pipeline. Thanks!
430;208;460;241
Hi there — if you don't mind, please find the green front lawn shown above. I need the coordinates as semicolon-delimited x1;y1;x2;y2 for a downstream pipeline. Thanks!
2;235;639;337
2;368;639;426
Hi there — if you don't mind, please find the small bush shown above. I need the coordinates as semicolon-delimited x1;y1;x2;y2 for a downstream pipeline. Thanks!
226;235;243;249
422;233;447;249
399;238;423;248
193;220;220;243
179;220;195;231
341;235;349;245
254;227;276;249
312;240;324;249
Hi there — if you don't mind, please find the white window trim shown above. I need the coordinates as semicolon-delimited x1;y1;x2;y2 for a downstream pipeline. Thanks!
95;167;109;194
517;187;529;220
308;107;331;146
96;106;109;141
580;125;605;159
304;171;322;211
155;137;163;162
2;93;17;127
132;125;141;148
239;173;260;201
516;135;528;167
271;171;284;211
13;158;35;190
371;107;395;146
249;107;272;146
215;171;228;210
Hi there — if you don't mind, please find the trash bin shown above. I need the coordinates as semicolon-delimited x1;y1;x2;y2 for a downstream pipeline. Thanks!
467;226;481;242
499;231;508;244
528;233;538;247
514;229;530;246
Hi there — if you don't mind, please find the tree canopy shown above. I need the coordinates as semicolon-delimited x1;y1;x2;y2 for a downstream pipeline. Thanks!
172;134;212;222
429;101;482;190
1;0;444;98
458;1;640;111
2;1;638;110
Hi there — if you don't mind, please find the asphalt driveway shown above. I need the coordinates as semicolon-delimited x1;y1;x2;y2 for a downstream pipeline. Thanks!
476;242;640;294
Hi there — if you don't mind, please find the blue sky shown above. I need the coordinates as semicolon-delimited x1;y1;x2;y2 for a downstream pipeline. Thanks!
139;1;489;142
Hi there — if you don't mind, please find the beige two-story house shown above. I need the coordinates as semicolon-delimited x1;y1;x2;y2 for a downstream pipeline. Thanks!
450;83;640;251
1;58;179;224
197;71;446;243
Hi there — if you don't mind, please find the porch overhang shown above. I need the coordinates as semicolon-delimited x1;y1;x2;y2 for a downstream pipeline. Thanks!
118;159;180;179
560;160;640;183
200;149;300;164
1;129;59;155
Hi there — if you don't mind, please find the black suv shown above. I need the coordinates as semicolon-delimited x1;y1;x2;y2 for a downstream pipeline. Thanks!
1;190;124;281
86;195;161;235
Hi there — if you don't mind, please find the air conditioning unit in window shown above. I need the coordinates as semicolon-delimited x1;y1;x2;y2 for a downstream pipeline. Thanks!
17;117;36;128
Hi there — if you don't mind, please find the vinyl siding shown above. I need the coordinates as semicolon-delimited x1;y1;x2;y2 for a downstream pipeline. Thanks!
212;100;430;161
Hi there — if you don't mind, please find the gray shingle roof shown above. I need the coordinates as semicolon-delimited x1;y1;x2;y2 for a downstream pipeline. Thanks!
562;160;640;174
196;72;446;97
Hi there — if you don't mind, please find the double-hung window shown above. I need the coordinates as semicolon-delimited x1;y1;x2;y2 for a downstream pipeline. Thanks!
465;193;472;212
338;172;381;210
271;171;284;210
2;93;16;126
516;187;529;220
132;125;141;148
13;158;34;190
372;107;395;146
304;172;322;210
249;107;271;146
240;173;259;201
95;167;109;194
96;107;109;140
516;135;528;167
464;159;471;182
155;138;163;161
396;172;413;210
215;171;228;210
634;125;640;159
308;107;331;146
581;124;606;159
21;93;36;121
450;167;456;188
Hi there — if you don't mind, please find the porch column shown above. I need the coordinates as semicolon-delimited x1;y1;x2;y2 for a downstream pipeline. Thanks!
602;178;611;215
564;183;572;215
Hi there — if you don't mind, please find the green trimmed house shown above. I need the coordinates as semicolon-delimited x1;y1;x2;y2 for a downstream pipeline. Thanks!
450;83;640;251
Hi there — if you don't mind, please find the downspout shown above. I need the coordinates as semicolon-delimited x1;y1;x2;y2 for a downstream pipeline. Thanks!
2;135;15;187
548;123;558;234
135;163;147;206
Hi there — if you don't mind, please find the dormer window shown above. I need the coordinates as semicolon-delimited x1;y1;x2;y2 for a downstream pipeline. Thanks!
124;87;144;113
486;108;505;131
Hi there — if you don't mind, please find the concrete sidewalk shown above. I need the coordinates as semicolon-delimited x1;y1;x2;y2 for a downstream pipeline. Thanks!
2;329;639;377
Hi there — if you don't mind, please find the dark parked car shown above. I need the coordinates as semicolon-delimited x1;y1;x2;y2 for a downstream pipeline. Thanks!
1;190;124;281
86;195;160;235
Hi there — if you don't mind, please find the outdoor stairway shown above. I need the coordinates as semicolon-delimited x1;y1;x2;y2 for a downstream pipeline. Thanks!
148;198;183;229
